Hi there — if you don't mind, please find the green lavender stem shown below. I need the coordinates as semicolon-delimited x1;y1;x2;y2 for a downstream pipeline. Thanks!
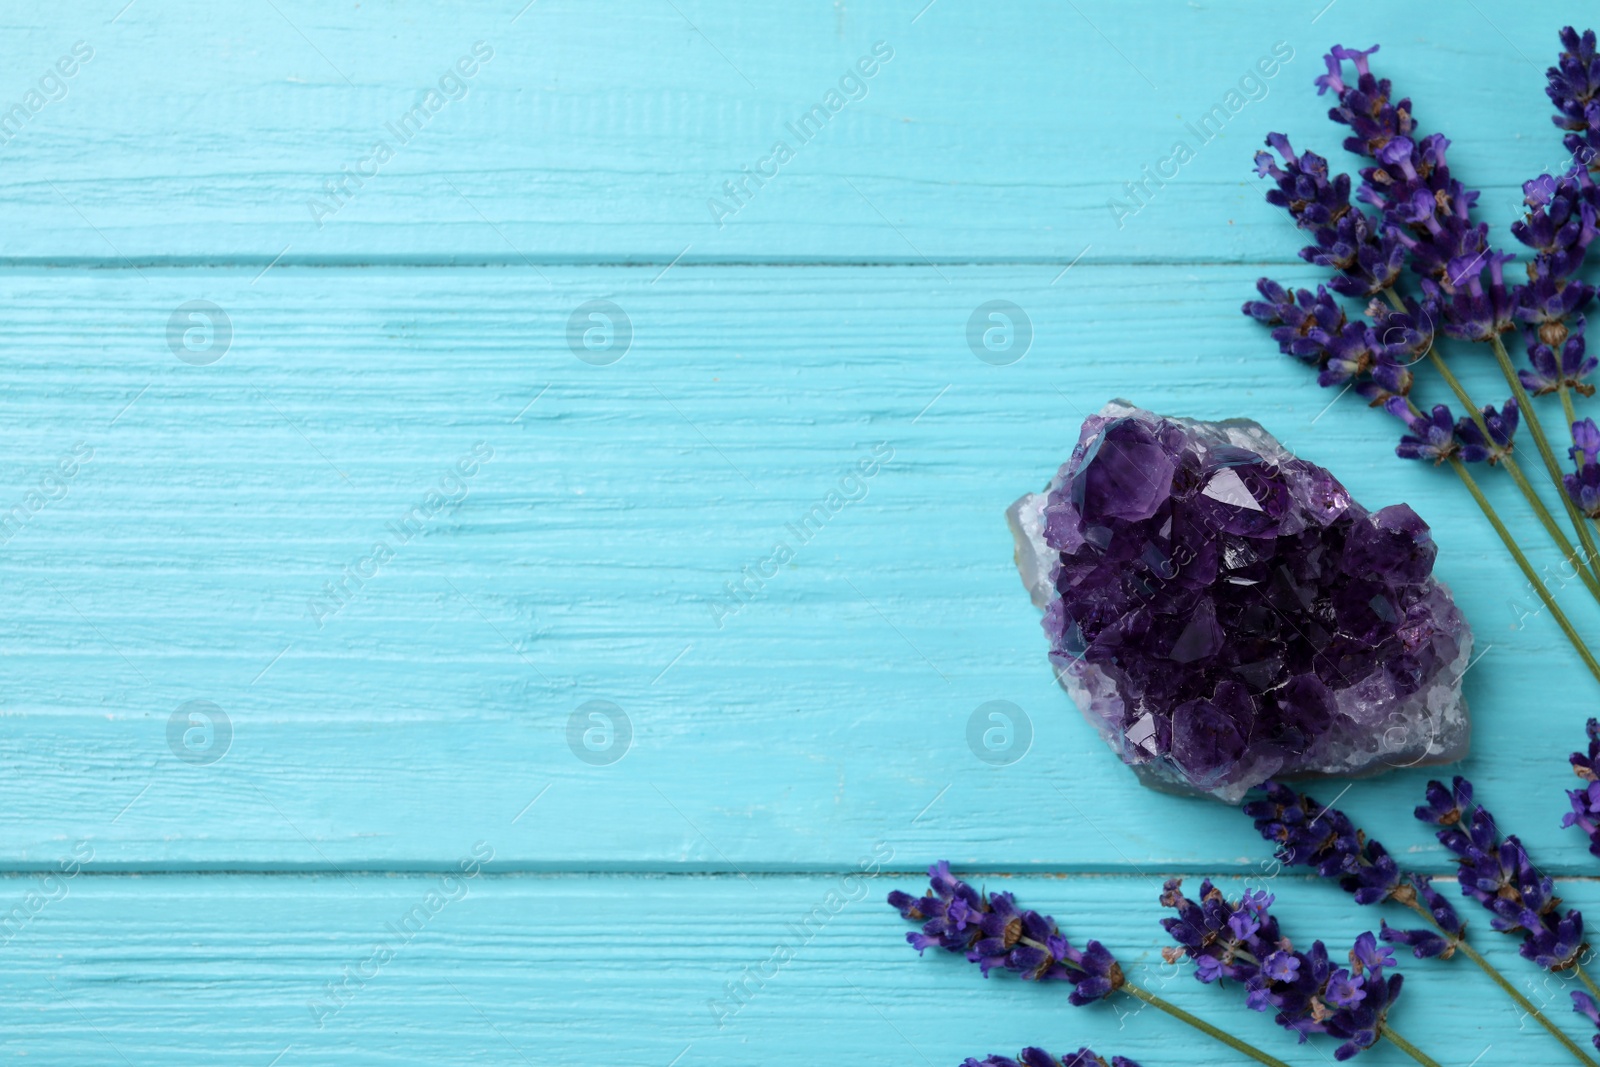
1578;963;1600;1004
1120;982;1295;1067
1377;289;1600;600
1380;1024;1443;1067
1449;458;1600;685
1403;898;1600;1067
1425;349;1600;603
1489;332;1600;584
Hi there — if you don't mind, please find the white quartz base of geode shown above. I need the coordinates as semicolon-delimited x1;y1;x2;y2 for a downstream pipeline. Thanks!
1007;403;1472;804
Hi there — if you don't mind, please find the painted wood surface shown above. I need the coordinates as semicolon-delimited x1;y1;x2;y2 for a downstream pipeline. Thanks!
0;1;1576;263
5;0;1600;1063
0;872;1590;1065
1;262;1593;877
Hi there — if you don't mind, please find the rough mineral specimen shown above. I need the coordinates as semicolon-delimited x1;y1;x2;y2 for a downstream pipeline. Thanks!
1008;401;1471;802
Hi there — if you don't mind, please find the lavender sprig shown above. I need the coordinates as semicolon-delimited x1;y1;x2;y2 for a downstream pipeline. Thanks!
1244;781;1600;1066
1247;118;1517;462
962;1049;1141;1067
1246;36;1600;685
888;861;1122;1001
1415;776;1588;971
1321;34;1600;585
887;863;1298;1067
1243;782;1458;951
1419;777;1600;1058
1158;879;1414;1062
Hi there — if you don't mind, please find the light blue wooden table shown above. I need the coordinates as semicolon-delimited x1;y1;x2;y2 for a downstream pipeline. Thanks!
4;1;1597;1063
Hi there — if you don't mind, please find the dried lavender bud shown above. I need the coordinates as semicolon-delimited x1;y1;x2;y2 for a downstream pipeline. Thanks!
1243;279;1350;368
1426;252;1519;343
1159;879;1284;986
888;863;1122;1005
1416;776;1588;970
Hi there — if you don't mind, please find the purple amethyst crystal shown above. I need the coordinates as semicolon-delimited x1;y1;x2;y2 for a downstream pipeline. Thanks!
1008;401;1471;802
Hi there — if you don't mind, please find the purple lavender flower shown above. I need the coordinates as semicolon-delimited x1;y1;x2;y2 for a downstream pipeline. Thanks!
1566;418;1600;516
1243;280;1352;368
1316;45;1401;143
1386;399;1462;464
1254;136;1405;298
1424;253;1518;342
1564;717;1600;856
1318;42;1538;359
1575;990;1600;1053
1159;880;1403;1059
1520;320;1597;397
1379;875;1464;960
962;1048;1142;1067
1512;172;1597;294
1454;399;1519;464
1247;44;1530;479
1547;27;1600;167
1243;781;1461;958
888;862;1122;1004
1242;281;1428;409
1158;878;1283;987
1510;160;1598;399
1416;777;1588;971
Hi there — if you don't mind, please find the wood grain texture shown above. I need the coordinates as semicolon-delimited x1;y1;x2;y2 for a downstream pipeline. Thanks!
0;871;1583;1065
6;0;1600;1062
0;263;1592;874
0;0;1580;262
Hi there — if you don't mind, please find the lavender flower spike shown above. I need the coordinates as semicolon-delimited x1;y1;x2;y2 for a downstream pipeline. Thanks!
1416;777;1588;971
1510;156;1598;402
1160;879;1404;1059
963;1048;1143;1067
1547;27;1600;167
1243;781;1460;957
1564;717;1600;856
1566;418;1600;517
887;862;1122;1005
1253;135;1403;298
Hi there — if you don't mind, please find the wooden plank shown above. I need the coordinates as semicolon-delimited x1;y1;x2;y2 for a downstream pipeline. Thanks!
0;262;1592;872
0;870;1579;1064
0;0;1582;262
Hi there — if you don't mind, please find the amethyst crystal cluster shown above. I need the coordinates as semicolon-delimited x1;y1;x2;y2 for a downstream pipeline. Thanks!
1008;401;1472;801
